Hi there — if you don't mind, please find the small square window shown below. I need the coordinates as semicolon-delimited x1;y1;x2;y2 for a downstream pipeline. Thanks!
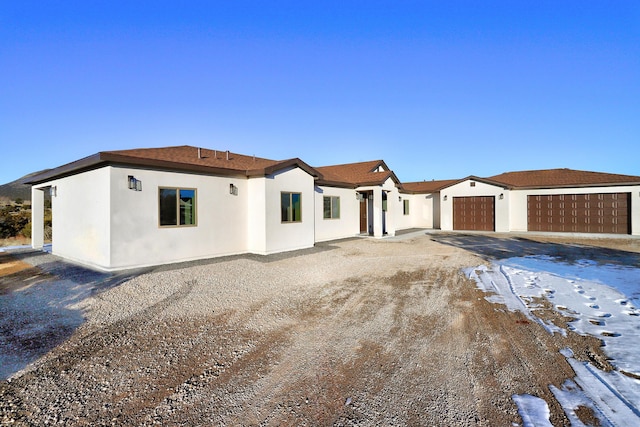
281;192;302;222
159;188;197;227
323;196;340;219
470;181;476;187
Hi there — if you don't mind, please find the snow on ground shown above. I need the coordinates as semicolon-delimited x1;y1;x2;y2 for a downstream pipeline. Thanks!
468;255;640;426
512;394;553;427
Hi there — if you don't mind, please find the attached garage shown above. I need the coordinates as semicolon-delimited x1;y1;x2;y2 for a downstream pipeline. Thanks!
527;193;631;234
453;196;495;231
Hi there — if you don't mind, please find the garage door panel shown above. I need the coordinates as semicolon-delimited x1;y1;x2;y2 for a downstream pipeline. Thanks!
527;193;630;234
453;196;495;231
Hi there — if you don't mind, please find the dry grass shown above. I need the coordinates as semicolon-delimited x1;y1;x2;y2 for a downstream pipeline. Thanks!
0;236;30;248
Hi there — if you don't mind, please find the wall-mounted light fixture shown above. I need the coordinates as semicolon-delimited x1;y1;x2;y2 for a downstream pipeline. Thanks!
128;175;142;191
499;193;504;200
398;196;402;202
50;186;57;197
443;195;448;201
356;192;364;201
229;183;238;196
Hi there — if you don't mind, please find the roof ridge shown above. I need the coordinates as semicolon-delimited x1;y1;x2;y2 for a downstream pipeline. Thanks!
315;159;383;169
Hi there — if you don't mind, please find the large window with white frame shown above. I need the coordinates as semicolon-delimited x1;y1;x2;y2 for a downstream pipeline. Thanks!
281;192;302;223
323;196;340;219
159;188;197;227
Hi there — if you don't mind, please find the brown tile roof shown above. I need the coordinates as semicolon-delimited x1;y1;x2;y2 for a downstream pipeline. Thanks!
401;179;459;193
315;160;400;187
488;168;640;189
25;145;319;184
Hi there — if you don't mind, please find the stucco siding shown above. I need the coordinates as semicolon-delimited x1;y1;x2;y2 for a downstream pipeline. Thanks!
314;186;359;242
263;167;315;254
109;166;250;269
46;168;112;268
247;177;267;254
396;193;437;230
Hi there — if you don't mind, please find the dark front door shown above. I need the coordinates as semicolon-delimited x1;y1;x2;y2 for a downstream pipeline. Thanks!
360;197;367;233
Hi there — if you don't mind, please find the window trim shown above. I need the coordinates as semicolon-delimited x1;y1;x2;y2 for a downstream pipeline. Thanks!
281;191;302;223
158;187;198;228
323;195;341;220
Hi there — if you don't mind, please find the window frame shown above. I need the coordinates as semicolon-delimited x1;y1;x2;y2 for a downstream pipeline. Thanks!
323;195;341;220
281;191;302;223
403;199;410;215
158;187;197;228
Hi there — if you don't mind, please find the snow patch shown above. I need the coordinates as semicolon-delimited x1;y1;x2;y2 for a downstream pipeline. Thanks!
512;394;552;427
469;255;640;426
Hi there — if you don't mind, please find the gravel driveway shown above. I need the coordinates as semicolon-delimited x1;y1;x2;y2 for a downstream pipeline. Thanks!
0;232;619;425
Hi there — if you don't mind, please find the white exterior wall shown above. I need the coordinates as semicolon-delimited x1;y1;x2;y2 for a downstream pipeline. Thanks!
314;186;359;242
263;167;315;254
108;166;250;270
30;165;317;270
440;180;510;232
247;176;267;254
38;168;112;267
396;193;437;230
31;187;45;249
510;186;640;235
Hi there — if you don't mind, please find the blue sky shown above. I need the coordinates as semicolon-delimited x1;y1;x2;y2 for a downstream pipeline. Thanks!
1;1;638;185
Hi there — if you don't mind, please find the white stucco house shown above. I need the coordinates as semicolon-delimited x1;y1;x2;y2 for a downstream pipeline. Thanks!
26;146;426;271
26;145;640;271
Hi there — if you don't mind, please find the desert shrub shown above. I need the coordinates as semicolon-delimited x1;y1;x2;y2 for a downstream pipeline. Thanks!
21;222;32;238
0;210;30;239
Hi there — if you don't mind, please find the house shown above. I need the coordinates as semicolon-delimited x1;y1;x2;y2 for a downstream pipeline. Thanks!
25;146;424;271
26;146;640;271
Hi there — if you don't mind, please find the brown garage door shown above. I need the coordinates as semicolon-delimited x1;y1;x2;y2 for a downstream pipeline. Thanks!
528;193;630;234
453;196;495;231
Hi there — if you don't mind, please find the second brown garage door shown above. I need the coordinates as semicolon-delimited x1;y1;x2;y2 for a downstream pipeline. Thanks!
528;193;630;234
453;196;495;231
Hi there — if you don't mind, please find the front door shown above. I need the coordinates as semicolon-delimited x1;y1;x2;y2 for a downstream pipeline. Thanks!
360;197;367;233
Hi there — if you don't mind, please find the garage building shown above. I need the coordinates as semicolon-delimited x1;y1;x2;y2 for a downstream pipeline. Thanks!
432;169;640;235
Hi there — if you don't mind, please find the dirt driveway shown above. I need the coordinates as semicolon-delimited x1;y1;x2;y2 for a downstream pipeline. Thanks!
0;233;625;425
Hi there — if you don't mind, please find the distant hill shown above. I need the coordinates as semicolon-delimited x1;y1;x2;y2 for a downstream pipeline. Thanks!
0;170;50;202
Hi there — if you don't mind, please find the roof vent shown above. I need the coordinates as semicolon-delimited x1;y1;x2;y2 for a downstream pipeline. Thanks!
226;150;229;160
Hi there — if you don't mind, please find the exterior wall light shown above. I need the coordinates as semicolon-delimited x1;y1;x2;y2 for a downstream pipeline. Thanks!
443;195;448;201
128;175;142;191
398;196;402;202
229;183;238;196
499;193;504;200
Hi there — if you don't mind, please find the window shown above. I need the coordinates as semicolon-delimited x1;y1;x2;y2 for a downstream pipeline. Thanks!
159;188;196;227
323;196;340;219
281;192;302;222
403;199;410;215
